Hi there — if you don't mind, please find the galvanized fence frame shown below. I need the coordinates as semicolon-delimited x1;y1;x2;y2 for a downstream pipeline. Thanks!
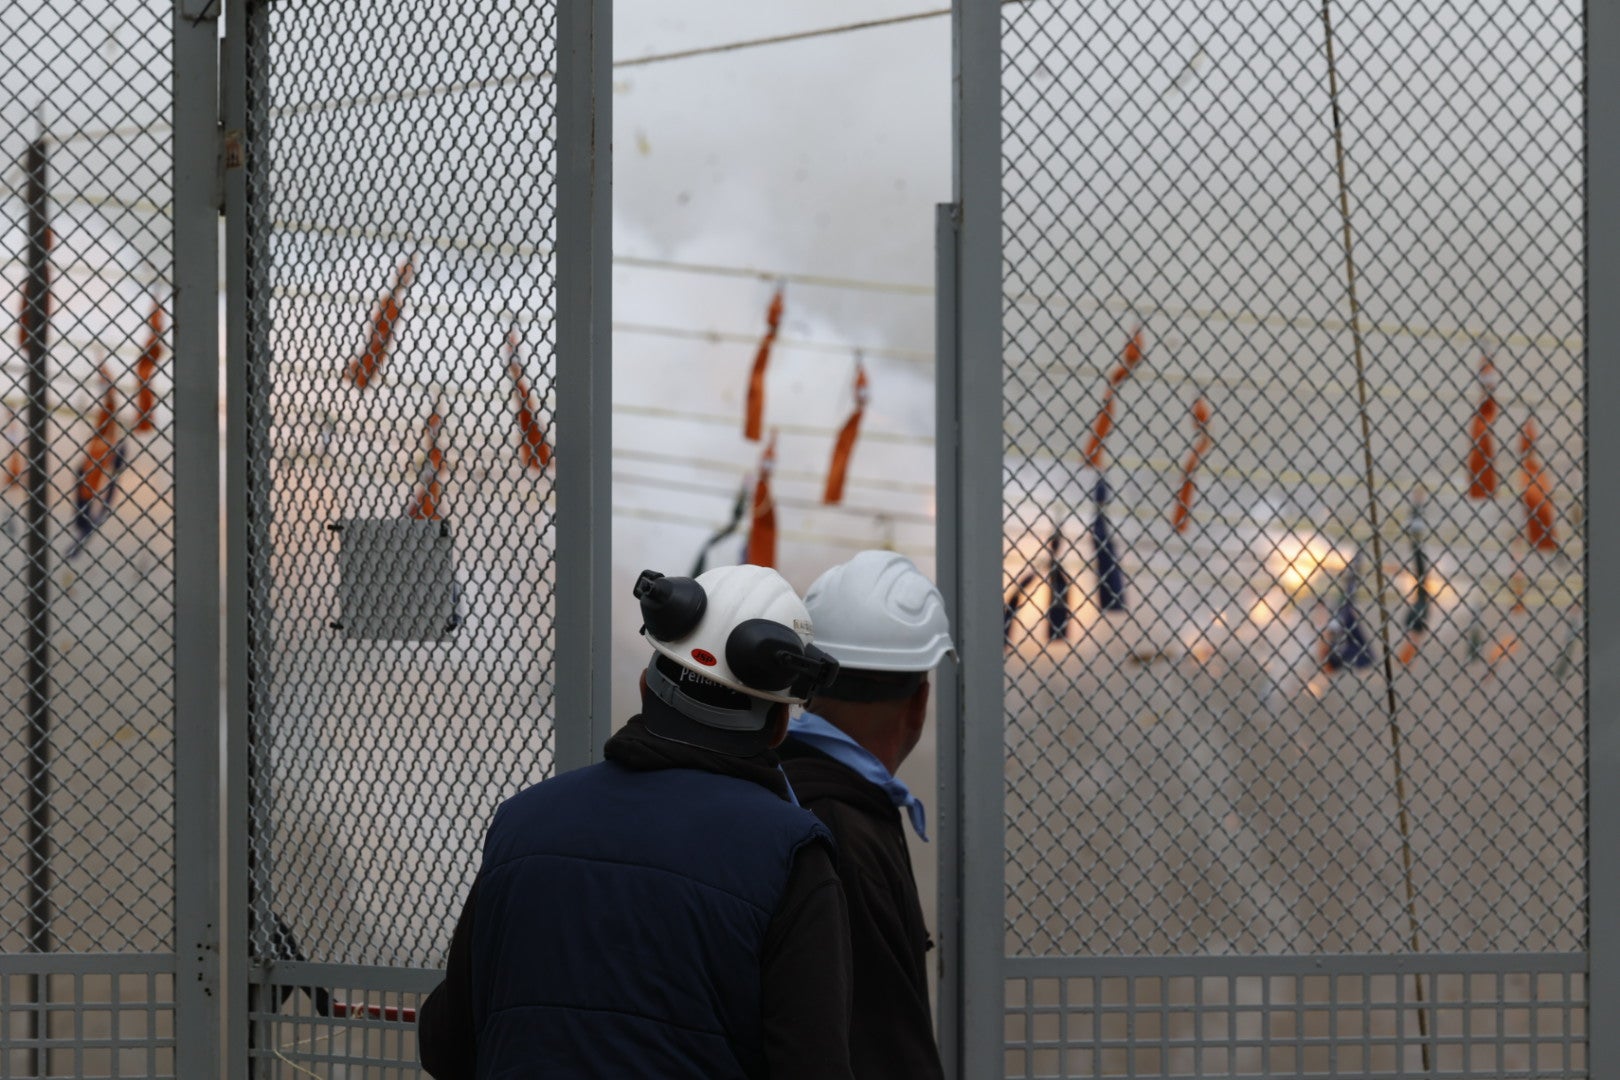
1584;1;1618;1073
223;0;610;1073
0;1;221;1077
946;0;1603;1076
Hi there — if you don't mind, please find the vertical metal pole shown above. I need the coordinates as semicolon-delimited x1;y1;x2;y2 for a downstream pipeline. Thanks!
1587;0;1616;1071
552;0;613;770
223;0;262;1071
933;202;964;1080
20;116;52;1080
173;2;223;1074
951;0;1005;1075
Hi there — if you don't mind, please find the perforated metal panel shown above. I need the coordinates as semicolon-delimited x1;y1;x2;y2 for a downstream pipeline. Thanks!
949;0;1590;1074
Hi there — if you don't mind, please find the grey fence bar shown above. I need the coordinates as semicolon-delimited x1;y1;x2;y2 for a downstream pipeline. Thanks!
948;1;1011;1078
1586;0;1617;1074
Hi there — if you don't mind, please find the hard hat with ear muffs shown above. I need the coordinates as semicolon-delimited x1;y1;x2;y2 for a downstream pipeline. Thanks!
634;565;840;706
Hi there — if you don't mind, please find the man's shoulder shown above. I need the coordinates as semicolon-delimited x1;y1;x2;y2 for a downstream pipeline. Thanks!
779;738;896;816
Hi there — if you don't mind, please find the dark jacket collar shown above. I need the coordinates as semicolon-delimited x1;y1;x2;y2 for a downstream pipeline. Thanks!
605;700;792;802
777;736;898;820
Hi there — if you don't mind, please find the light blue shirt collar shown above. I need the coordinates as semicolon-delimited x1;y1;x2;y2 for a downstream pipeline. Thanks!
788;712;928;842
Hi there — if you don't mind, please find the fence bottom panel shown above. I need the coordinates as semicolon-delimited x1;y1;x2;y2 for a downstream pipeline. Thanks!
1003;953;1587;1080
0;954;177;1080
247;961;439;1078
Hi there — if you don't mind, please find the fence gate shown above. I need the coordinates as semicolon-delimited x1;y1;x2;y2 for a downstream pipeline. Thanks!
223;0;609;1073
943;0;1601;1076
0;0;219;1076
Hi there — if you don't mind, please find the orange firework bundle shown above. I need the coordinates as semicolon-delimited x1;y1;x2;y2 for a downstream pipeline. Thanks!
744;286;784;442
1170;396;1213;534
745;431;778;568
346;257;415;389
1081;327;1145;469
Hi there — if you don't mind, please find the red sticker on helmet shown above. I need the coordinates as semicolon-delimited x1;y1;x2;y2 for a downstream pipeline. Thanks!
690;648;718;667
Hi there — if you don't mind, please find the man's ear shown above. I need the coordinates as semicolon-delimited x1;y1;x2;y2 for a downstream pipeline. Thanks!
766;703;791;748
907;678;931;735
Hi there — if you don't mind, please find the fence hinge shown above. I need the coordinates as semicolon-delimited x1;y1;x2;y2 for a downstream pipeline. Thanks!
217;127;243;216
177;0;221;23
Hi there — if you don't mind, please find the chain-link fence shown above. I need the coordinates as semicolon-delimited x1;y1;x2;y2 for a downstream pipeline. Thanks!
984;0;1585;1074
0;0;191;1074
232;0;608;1072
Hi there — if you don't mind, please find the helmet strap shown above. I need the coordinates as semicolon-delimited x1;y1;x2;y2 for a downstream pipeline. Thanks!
645;655;775;732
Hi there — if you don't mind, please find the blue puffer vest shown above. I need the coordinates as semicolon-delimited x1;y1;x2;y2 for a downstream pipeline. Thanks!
468;759;832;1079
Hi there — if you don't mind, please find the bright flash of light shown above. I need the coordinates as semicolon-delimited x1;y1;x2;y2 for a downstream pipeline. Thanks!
1248;589;1293;627
1392;569;1460;610
1266;533;1346;597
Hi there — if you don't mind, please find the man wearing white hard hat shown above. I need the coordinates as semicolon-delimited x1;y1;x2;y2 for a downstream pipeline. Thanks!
778;550;955;1080
420;564;855;1079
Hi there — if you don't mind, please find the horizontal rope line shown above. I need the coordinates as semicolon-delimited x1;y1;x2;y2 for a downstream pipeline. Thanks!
613;445;934;495
1009;283;1583;355
613;320;928;363
613;401;932;445
615;9;951;68
612;502;931;556
612;253;932;296
613;469;935;525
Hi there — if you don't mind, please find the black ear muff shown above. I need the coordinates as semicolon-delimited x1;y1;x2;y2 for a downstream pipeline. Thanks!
726;619;841;699
634;570;708;642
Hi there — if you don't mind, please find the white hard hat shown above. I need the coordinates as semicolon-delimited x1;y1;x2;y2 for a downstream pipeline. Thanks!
803;551;956;672
635;564;837;705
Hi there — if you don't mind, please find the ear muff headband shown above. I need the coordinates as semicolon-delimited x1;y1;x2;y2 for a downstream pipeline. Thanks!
634;570;707;642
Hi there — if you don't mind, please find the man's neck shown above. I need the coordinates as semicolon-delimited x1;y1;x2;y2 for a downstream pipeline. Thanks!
806;704;905;775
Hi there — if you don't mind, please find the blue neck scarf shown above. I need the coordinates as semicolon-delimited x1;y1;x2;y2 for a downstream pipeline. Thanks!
788;712;928;842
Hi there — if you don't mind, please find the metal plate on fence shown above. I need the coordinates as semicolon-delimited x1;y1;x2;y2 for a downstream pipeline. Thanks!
335;518;458;641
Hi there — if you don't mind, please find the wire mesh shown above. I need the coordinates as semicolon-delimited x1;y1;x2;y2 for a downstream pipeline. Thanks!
1000;0;1584;965
241;0;562;971
0;0;176;960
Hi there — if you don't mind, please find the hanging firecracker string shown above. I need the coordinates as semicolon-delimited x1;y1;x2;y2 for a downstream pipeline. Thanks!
744;284;785;442
345;257;415;389
1396;491;1429;666
1045;529;1073;641
1466;356;1499;499
405;403;446;522
1091;480;1128;613
1003;567;1038;644
745;430;778;568
1170;395;1212;534
506;327;551;471
691;482;749;577
68;365;128;562
822;354;868;505
1081;326;1145;469
1519;418;1558;552
133;300;165;434
1321;551;1375;673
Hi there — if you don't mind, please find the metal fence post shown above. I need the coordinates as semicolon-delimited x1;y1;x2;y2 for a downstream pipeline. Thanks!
553;0;614;769
173;1;223;1074
934;201;964;1080
223;0;257;1071
1588;0;1617;1067
951;0;1006;1075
